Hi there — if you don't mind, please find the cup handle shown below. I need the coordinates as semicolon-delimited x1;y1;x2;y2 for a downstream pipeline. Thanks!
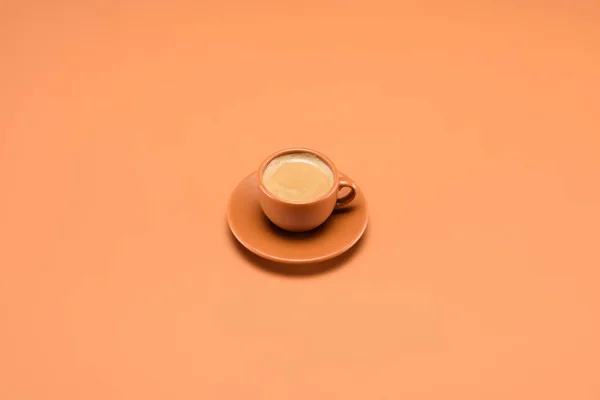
335;175;358;209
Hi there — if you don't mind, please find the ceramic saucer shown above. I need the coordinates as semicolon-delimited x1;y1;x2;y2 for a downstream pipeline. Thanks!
227;172;368;264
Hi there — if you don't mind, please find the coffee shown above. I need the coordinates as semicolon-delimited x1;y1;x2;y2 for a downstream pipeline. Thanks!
262;152;334;202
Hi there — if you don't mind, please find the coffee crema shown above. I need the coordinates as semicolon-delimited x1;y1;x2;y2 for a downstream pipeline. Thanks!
262;153;335;202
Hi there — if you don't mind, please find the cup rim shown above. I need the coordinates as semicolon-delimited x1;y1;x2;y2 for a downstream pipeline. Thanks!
257;147;340;205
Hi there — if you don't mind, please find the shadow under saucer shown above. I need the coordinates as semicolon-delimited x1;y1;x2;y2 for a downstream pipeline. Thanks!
227;224;368;277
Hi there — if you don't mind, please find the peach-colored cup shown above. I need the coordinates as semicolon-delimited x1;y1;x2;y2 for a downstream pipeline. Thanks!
257;148;359;232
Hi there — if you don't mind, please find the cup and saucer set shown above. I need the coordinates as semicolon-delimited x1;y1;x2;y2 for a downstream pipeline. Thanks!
227;148;368;264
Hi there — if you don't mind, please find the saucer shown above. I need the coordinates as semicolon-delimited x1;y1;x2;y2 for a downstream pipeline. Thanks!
227;172;368;264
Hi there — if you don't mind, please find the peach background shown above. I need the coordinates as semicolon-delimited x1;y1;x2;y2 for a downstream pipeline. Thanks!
1;1;600;399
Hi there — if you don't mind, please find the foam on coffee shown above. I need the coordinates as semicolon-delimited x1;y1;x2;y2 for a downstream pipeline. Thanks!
262;152;335;202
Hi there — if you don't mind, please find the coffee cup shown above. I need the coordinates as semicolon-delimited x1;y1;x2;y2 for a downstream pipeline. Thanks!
257;148;359;232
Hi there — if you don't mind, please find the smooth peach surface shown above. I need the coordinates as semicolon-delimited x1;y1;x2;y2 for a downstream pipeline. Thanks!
1;1;599;399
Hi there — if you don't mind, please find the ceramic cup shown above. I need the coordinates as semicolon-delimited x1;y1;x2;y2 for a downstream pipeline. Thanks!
257;148;359;232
